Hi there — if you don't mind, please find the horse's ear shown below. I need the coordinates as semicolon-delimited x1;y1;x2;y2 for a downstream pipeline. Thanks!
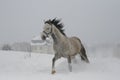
54;17;57;20
52;17;57;22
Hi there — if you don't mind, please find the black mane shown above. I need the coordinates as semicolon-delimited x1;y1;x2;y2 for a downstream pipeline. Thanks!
45;18;66;36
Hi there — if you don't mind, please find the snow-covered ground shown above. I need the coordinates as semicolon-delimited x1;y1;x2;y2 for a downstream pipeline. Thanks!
0;46;120;80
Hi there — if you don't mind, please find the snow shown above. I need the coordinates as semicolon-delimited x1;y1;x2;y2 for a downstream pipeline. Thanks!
0;46;120;80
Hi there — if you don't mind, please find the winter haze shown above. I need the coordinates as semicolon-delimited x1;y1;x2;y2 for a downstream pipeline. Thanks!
0;0;120;45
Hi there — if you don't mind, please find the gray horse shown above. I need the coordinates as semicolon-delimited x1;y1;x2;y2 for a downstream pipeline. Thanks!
41;18;89;74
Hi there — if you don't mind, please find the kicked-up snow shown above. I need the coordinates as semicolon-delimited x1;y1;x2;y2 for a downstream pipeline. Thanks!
0;47;120;80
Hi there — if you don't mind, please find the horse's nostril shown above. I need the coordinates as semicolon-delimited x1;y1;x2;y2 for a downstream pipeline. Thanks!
41;35;46;40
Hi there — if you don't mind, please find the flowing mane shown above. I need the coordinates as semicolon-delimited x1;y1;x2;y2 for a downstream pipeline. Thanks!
45;18;66;36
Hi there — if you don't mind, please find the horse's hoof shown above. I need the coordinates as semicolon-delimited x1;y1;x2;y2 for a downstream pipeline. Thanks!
51;70;56;74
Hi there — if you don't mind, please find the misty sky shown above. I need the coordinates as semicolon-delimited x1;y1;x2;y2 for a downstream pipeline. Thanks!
0;0;120;45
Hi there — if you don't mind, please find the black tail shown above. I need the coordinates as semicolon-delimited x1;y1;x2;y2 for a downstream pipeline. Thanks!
80;44;89;63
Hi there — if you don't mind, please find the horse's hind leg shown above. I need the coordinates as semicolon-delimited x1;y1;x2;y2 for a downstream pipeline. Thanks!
67;56;72;72
80;45;89;63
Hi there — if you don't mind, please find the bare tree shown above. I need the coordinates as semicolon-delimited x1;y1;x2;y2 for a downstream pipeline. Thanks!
2;44;12;51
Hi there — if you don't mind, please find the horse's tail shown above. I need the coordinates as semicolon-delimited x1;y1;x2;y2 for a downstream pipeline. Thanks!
80;44;89;63
76;38;89;63
74;37;90;63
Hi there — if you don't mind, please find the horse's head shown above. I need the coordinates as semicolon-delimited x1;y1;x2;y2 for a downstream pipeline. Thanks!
41;18;66;40
41;20;52;40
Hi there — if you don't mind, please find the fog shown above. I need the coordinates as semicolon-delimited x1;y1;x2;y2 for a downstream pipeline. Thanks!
0;0;120;45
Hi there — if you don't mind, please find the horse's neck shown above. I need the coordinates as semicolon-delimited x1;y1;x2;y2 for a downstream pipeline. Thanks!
51;25;66;44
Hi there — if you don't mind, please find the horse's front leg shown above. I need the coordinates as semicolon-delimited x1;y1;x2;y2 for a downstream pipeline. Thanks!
51;54;60;74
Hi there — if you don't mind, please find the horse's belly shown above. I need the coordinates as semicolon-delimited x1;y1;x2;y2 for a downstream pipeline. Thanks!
53;41;79;57
56;48;68;57
54;48;69;58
